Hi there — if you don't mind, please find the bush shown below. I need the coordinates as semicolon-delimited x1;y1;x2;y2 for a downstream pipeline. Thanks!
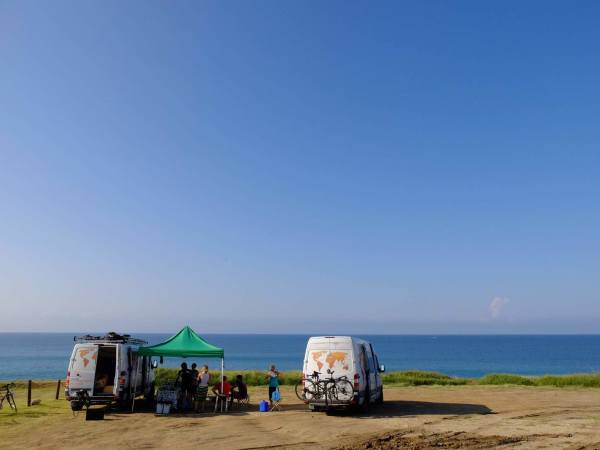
382;370;468;386
151;369;600;389
535;374;600;388
478;374;535;386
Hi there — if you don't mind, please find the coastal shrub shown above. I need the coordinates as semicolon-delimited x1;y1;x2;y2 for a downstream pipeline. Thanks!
382;370;468;386
478;374;535;386
535;374;600;388
151;369;600;389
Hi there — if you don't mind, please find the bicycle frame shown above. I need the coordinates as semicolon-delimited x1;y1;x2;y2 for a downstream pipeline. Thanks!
0;383;17;412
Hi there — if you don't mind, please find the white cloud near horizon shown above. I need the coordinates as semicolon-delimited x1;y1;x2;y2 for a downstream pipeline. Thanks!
490;296;510;319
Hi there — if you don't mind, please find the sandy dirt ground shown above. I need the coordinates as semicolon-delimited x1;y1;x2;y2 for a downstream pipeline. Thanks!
2;385;600;449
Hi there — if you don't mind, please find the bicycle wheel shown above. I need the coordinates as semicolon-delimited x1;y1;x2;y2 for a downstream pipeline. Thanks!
332;379;354;402
295;379;317;402
7;392;17;412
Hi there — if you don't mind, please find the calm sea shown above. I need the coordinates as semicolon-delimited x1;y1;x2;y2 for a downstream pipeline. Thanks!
1;333;600;380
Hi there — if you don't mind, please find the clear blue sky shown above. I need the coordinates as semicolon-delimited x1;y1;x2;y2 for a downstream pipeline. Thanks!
1;1;599;333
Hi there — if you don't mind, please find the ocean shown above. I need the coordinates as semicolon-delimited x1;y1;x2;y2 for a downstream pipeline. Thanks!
1;333;600;380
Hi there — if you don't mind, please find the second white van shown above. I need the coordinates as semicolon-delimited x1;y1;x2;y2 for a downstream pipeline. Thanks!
301;336;385;412
65;332;156;411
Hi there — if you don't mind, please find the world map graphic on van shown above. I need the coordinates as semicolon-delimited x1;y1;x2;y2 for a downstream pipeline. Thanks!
311;351;349;371
78;348;98;368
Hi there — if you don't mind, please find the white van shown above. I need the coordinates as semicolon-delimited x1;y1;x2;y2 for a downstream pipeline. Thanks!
65;333;157;411
301;336;385;412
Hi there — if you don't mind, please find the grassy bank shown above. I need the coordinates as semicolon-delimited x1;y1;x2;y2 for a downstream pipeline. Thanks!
154;368;600;388
478;373;600;388
155;369;303;387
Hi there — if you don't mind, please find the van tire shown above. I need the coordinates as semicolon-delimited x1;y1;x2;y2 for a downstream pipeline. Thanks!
377;387;384;404
70;400;83;412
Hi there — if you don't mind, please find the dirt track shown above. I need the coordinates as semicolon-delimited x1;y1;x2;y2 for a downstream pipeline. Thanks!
2;385;600;449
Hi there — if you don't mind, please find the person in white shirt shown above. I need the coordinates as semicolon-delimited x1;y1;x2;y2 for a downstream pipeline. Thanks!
194;365;210;412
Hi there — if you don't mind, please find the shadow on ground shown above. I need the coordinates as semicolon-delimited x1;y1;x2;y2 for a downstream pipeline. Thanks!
368;400;492;418
325;400;493;418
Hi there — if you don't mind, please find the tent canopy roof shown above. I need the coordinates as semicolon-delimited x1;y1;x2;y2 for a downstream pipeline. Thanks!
138;326;224;358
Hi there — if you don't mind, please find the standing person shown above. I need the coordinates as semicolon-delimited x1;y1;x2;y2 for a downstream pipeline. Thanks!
190;363;199;392
194;365;210;412
266;365;280;408
175;362;193;410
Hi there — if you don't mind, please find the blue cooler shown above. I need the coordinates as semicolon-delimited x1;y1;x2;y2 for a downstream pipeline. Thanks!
259;400;269;412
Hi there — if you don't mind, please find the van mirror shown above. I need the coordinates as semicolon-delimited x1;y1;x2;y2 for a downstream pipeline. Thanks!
378;364;385;373
151;360;159;369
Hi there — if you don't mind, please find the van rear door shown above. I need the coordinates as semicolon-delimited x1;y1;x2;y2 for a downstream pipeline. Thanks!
306;339;354;381
69;344;98;393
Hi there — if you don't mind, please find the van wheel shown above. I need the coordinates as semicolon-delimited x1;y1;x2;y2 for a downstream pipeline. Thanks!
378;387;384;404
70;400;83;412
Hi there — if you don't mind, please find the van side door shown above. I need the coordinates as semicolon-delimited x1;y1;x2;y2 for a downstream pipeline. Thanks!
370;344;382;393
365;345;378;401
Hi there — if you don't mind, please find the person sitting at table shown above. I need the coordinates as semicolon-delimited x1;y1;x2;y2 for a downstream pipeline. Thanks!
231;374;248;402
212;375;232;410
212;375;232;397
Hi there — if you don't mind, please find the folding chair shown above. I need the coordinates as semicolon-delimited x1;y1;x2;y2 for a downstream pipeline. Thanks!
270;389;281;411
214;394;229;413
233;394;250;409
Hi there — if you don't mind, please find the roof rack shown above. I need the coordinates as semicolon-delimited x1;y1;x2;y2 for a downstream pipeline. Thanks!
74;332;147;345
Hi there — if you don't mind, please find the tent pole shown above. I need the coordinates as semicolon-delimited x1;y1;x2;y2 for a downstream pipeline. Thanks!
221;357;224;409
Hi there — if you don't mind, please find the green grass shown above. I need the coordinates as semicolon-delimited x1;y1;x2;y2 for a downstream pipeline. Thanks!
476;373;600;388
535;374;600;388
0;384;70;428
478;374;535;386
6;371;600;391
381;370;469;386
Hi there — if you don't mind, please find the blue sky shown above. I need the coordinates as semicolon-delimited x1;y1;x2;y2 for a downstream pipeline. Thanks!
1;0;599;333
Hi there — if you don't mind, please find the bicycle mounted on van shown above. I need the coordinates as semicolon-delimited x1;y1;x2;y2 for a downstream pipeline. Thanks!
295;369;354;404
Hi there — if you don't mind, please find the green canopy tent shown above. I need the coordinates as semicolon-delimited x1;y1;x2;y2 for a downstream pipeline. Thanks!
132;326;225;412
